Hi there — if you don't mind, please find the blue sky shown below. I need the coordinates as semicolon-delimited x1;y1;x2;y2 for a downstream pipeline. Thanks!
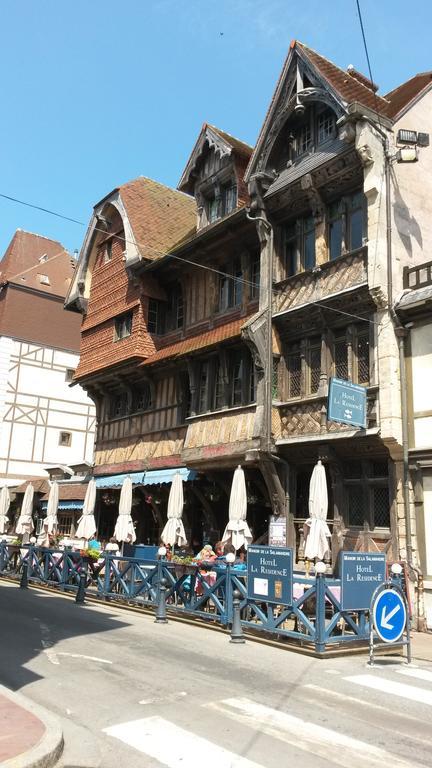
1;0;430;256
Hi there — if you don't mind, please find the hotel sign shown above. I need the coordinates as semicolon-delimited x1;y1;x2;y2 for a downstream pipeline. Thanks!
328;377;367;429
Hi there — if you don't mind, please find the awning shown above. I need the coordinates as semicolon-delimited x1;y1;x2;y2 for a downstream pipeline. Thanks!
94;467;196;489
41;500;83;511
95;472;145;489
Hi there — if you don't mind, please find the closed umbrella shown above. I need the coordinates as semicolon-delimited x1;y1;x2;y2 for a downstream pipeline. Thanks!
75;478;97;541
15;483;34;543
304;460;331;561
45;480;59;535
0;486;10;535
161;472;187;548
222;466;252;552
114;477;136;544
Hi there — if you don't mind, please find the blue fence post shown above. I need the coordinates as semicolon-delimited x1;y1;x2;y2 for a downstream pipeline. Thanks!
0;541;5;573
103;554;111;597
314;565;327;654
20;560;29;589
225;561;234;626
75;566;87;604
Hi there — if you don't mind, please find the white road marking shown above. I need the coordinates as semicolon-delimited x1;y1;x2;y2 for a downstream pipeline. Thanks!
303;684;431;736
57;652;112;664
345;674;432;706
103;716;264;768
397;667;432;684
38;621;59;665
207;697;416;768
139;691;187;705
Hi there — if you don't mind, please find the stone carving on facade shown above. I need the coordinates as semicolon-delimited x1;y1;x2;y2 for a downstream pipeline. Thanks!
357;144;374;168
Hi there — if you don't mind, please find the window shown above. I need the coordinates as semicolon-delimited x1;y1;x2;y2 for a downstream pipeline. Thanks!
204;182;237;225
104;239;112;263
195;350;255;414
111;392;128;419
286;338;321;399
344;460;390;529
284;216;316;277
329;202;343;261
328;191;365;260
198;362;209;413
59;431;72;447
147;300;165;335
317;109;336;144
114;312;132;341
298;123;313;155
250;253;260;299
65;368;75;383
332;325;370;385
166;285;183;331
134;383;152;412
58;513;73;536
218;258;243;311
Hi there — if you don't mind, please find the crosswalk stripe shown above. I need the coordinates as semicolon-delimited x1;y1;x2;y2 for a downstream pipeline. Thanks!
103;715;264;768
345;674;432;706
206;697;416;768
397;667;432;684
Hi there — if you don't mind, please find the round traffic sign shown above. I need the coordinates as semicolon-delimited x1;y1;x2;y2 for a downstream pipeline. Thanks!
372;588;406;643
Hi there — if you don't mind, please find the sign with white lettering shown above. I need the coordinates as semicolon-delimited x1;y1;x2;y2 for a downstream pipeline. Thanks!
328;377;367;429
340;551;386;610
247;545;293;606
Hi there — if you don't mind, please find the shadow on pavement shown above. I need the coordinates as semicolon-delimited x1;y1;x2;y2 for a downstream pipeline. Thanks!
0;581;129;691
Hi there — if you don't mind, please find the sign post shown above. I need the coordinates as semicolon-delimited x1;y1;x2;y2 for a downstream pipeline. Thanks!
369;579;411;666
328;377;367;429
247;545;293;606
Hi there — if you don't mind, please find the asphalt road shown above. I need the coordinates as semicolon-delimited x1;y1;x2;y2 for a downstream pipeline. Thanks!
1;581;431;768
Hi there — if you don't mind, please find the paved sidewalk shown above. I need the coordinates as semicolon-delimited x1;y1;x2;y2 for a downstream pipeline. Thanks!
0;685;63;767
411;630;432;662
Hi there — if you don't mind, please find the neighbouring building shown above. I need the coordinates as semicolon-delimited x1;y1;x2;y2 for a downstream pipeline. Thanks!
396;260;432;628
67;42;432;624
0;230;96;490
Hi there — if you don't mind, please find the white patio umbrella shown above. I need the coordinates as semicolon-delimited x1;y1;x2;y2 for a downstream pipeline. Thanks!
44;480;59;535
75;478;97;541
161;471;187;548
114;476;136;544
15;483;34;543
304;460;331;561
222;465;252;552
0;486;10;535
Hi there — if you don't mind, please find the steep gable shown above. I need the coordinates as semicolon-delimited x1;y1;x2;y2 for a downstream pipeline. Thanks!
0;230;67;284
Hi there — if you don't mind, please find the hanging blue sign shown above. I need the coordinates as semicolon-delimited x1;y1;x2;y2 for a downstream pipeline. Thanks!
340;552;386;610
247;545;293;606
373;588;407;643
328;377;367;429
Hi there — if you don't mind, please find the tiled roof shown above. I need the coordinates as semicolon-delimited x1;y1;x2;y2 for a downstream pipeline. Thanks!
0;230;71;288
384;72;432;118
141;315;252;366
119;177;197;262
41;483;88;502
7;250;76;298
295;41;391;116
14;478;50;495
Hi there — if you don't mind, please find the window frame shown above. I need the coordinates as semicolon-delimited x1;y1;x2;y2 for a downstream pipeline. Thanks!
328;190;366;261
217;257;243;313
114;312;133;341
283;215;316;277
59;431;72;447
285;337;321;400
343;459;390;530
147;299;165;335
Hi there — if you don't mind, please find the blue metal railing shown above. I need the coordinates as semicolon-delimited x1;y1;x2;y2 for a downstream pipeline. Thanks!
0;543;371;654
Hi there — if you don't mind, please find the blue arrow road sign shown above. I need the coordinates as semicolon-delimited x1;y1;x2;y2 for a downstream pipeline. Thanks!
373;589;407;643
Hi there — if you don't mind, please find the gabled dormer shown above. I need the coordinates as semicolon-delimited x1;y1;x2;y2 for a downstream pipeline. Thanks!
178;124;252;230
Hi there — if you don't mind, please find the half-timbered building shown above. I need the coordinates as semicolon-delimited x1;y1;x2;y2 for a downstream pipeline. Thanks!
67;41;432;593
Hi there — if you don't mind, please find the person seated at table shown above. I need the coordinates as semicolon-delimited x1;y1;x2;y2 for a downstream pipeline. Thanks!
104;537;120;555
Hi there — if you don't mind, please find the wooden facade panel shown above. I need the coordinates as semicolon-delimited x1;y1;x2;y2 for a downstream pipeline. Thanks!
276;392;378;440
184;408;256;450
94;426;187;467
274;249;367;316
